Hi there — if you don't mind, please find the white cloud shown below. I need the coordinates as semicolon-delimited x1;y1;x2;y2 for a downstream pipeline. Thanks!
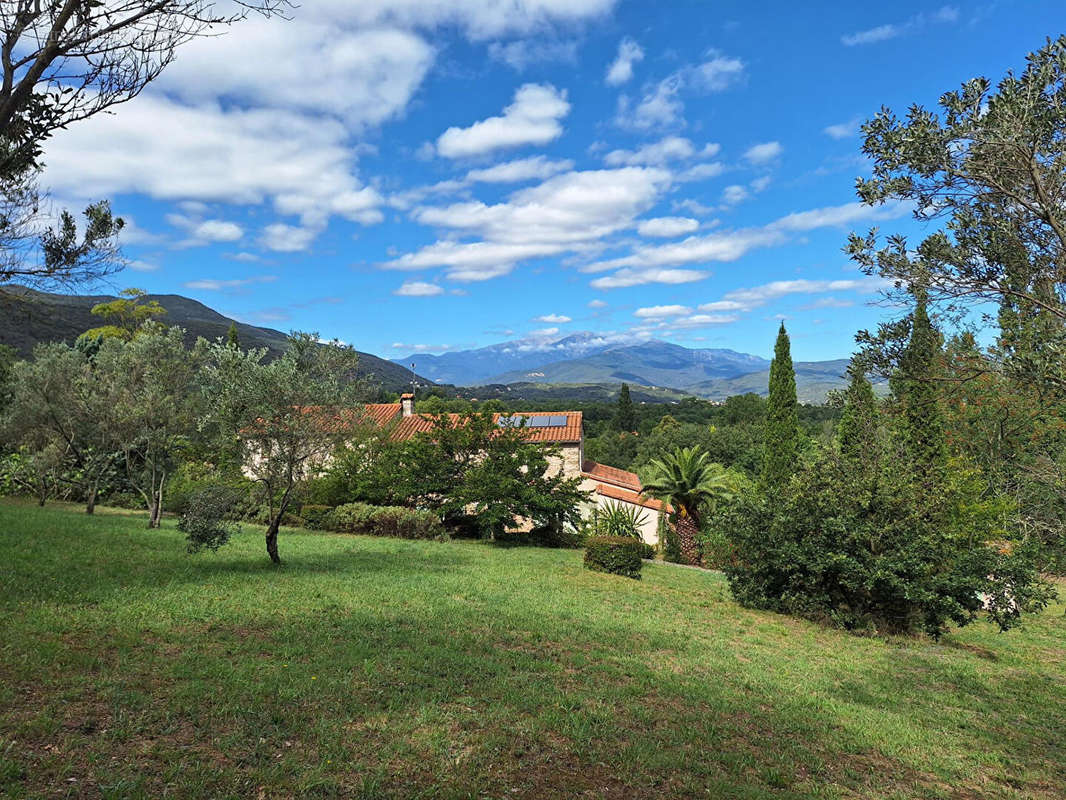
582;200;909;287
588;299;608;308
392;341;453;353
700;277;890;313
689;52;746;91
603;136;716;166
394;280;445;296
387;167;671;281
824;118;861;139
158;21;434;127
534;313;572;323
743;141;783;164
721;184;749;205
605;37;644;85
842;6;959;46
193;219;244;242
261;223;320;253
128;260;159;272
435;83;570;158
43;95;384;236
489;39;579;71
529;326;560;337
590;267;708;289
465;155;574;183
634;304;691;318
184;275;278;291
637;216;699;237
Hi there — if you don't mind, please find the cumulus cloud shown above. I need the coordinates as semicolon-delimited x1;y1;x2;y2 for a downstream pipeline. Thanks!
743;141;783;164
721;184;749;205
605;37;644;85
386;167;672;281
588;299;608;308
603;136;720;167
435;83;570;158
637;216;699;237
582;200;910;288
394;280;445;296
534;313;572;323
699;277;889;313
590;267;707;289
260;223;321;253
43;95;384;242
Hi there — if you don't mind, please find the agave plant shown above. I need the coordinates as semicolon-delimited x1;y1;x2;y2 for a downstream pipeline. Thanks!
641;446;737;566
593;500;648;539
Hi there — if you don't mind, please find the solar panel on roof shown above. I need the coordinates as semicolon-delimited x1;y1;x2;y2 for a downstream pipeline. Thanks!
548;415;567;427
497;413;568;428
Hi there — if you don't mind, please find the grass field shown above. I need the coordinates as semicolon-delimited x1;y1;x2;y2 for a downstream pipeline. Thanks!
1;499;1064;799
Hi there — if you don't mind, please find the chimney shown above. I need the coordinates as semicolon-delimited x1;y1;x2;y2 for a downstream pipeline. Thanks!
400;392;415;417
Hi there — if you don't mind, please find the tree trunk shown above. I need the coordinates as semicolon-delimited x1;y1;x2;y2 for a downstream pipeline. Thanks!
676;511;701;567
265;517;281;564
85;484;97;515
147;500;159;529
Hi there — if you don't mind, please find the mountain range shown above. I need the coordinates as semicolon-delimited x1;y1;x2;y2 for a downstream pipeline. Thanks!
398;337;860;403
0;287;432;395
0;288;859;403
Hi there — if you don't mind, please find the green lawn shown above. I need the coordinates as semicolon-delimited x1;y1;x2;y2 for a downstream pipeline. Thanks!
1;500;1064;799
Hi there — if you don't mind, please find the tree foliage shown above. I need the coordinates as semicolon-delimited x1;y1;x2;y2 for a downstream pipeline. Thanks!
762;322;799;488
201;332;368;563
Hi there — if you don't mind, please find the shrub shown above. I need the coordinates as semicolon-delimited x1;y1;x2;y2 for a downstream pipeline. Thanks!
641;542;655;560
180;486;241;553
583;536;644;579
320;503;446;540
591;501;647;539
662;516;682;564
724;450;1056;637
300;504;334;530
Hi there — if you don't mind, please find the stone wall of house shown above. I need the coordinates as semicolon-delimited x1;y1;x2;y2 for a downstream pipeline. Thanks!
547;444;584;480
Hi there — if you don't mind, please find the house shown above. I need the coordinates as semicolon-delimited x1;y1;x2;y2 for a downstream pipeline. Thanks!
362;394;668;546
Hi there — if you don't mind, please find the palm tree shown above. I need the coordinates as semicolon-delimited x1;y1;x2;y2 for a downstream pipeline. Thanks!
642;446;736;566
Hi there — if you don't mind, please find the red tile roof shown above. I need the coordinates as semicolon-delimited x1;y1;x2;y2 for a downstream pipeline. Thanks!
386;411;583;443
361;403;402;427
582;460;642;492
595;482;671;513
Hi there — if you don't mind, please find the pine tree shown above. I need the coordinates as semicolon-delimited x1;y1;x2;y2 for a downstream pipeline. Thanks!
762;322;798;488
893;292;947;485
226;322;241;350
614;382;636;432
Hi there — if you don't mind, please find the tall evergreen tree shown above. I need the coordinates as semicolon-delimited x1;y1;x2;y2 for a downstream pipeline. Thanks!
614;382;636;432
762;322;798;488
893;292;947;486
226;322;241;350
838;361;880;489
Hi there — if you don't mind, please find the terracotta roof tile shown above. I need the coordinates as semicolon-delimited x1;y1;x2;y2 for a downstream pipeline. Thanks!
361;403;402;427
595;482;671;513
386;411;583;443
582;460;642;492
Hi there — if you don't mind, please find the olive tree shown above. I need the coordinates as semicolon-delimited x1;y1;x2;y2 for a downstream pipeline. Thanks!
94;325;202;527
201;333;368;563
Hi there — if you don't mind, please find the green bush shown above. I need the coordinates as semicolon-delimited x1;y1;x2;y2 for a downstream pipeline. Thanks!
662;517;682;564
165;462;261;521
641;542;655;560
300;504;334;530
583;536;644;579
180;486;241;553
321;503;445;540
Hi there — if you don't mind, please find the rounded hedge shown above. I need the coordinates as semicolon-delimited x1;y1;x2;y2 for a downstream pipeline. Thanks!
584;536;644;580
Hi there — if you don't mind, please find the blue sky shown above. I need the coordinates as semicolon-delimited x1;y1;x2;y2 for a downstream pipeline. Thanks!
40;0;1065;361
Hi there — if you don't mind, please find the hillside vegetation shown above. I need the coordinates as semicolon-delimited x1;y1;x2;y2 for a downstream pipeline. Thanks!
1;500;1063;799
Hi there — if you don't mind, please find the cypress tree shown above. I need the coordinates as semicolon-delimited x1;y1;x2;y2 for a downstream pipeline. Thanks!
614;382;636;432
762;322;798;488
893;291;947;485
226;321;241;350
838;360;879;485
